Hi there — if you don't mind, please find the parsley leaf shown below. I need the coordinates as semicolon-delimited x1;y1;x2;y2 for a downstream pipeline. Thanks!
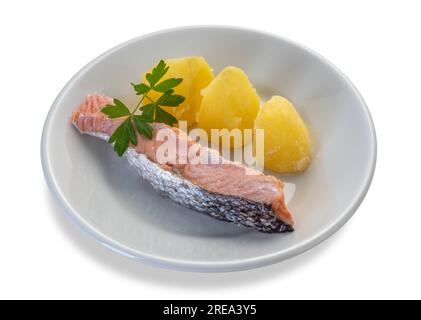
155;106;177;126
157;90;185;107
126;120;138;145
101;99;131;118
107;119;137;156
133;116;153;139
153;78;183;92
101;59;185;157
131;82;150;95
145;60;168;87
140;103;155;120
108;119;131;156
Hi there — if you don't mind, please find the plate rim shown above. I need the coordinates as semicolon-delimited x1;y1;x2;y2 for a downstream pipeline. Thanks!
41;25;377;272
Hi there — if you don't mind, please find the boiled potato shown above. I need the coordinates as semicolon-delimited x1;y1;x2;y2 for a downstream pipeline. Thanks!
197;66;260;147
255;96;311;173
143;56;214;127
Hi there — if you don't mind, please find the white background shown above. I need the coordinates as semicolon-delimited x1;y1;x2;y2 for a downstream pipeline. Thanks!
1;0;420;300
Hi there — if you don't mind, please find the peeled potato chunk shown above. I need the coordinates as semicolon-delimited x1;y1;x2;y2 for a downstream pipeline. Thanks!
197;66;260;147
143;56;214;127
255;96;311;173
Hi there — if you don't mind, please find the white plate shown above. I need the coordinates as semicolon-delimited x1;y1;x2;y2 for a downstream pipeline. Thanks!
41;26;376;272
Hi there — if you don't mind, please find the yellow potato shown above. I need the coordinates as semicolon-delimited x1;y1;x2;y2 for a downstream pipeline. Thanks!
143;56;214;127
255;96;311;173
197;66;260;147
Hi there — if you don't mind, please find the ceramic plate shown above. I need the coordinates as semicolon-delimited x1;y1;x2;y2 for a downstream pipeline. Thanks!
41;26;376;272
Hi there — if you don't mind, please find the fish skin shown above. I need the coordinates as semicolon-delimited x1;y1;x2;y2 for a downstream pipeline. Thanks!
85;131;293;233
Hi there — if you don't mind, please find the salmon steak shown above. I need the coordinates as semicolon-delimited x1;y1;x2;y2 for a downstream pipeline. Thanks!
71;94;294;233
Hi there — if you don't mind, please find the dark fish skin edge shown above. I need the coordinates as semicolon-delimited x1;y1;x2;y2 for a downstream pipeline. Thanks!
186;190;295;233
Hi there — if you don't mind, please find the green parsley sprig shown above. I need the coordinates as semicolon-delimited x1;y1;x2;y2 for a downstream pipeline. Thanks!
101;60;185;156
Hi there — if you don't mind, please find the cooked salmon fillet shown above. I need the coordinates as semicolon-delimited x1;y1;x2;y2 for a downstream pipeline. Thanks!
71;94;294;232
